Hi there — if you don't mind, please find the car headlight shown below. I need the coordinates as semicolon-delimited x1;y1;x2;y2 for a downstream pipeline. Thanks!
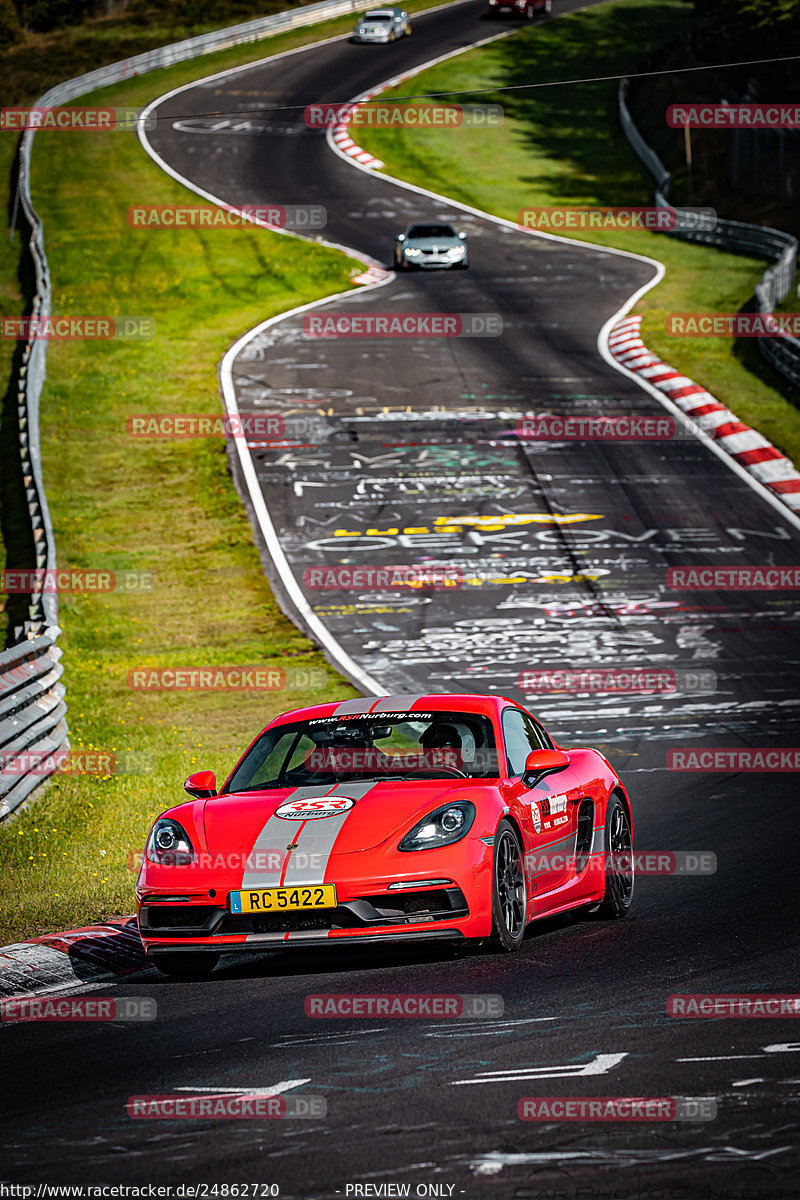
403;247;423;257
446;245;466;258
146;818;196;866
398;801;475;851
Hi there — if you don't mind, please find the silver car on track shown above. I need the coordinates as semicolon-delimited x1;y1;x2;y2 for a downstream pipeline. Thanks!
393;223;470;270
352;7;412;42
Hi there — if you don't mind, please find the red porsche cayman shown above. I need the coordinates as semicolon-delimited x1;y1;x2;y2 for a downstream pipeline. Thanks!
136;693;633;976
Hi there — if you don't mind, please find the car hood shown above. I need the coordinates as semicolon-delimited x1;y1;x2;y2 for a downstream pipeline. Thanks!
202;779;479;855
406;236;461;250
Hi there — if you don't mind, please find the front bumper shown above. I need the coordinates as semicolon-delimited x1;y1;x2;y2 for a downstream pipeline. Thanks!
137;839;492;954
402;254;466;269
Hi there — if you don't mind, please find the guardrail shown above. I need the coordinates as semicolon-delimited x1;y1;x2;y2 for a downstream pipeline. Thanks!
0;628;67;818
2;0;380;819
619;77;800;391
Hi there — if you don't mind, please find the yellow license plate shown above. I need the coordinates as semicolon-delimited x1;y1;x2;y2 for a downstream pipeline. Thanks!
230;884;337;914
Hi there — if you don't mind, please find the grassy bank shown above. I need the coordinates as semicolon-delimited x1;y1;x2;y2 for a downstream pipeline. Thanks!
355;0;800;460
0;0;464;645
0;12;397;943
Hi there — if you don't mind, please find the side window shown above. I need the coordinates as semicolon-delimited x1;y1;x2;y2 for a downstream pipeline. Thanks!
502;709;534;776
522;712;551;751
501;708;551;776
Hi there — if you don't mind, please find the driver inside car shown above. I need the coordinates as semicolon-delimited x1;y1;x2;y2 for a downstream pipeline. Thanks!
419;722;463;771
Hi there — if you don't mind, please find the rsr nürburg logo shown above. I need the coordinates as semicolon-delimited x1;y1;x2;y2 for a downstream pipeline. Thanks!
275;797;355;820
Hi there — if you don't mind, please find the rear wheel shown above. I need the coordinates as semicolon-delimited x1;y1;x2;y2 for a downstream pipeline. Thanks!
490;820;527;950
152;952;219;979
597;795;634;918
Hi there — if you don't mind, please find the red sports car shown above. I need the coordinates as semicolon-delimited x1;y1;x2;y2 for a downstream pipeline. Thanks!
136;693;633;977
485;0;551;19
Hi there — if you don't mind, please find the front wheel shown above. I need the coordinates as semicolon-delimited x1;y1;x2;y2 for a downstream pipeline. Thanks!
597;795;634;918
152;952;219;979
490;819;527;950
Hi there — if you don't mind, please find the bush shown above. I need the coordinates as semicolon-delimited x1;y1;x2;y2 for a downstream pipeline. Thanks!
0;0;22;48
15;0;93;32
692;0;800;92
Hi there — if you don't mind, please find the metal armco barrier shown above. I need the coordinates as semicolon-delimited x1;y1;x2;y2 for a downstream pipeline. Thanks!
619;77;800;391
0;628;67;818
3;0;377;817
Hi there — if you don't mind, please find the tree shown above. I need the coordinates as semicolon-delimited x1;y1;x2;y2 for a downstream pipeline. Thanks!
0;0;23;49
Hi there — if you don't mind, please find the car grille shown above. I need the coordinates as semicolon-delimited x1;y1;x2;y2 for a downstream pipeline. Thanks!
141;887;468;939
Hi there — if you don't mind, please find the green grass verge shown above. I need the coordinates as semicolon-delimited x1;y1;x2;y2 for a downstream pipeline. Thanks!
0;9;426;943
0;1;464;645
355;0;800;459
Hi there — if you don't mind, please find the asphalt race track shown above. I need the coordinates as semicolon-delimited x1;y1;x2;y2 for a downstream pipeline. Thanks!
3;0;800;1195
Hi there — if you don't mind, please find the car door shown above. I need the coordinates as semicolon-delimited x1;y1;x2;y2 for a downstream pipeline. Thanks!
501;707;581;896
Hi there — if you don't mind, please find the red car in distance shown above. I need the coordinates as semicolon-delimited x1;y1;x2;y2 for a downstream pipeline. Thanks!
136;693;633;977
486;0;551;19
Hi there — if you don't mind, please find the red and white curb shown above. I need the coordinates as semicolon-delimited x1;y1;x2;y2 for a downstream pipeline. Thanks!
352;263;392;285
332;91;386;170
609;315;800;513
0;918;150;999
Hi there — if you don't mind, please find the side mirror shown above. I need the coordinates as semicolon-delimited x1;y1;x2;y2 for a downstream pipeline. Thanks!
521;749;569;789
458;231;467;240
397;233;406;242
184;770;216;799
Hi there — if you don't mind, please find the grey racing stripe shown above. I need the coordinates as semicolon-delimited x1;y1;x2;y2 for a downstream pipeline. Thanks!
333;698;379;714
371;694;423;713
241;783;375;889
282;781;375;885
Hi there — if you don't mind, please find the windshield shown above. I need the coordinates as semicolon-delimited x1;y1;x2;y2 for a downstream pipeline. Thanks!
362;12;392;18
223;711;499;793
407;224;457;239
